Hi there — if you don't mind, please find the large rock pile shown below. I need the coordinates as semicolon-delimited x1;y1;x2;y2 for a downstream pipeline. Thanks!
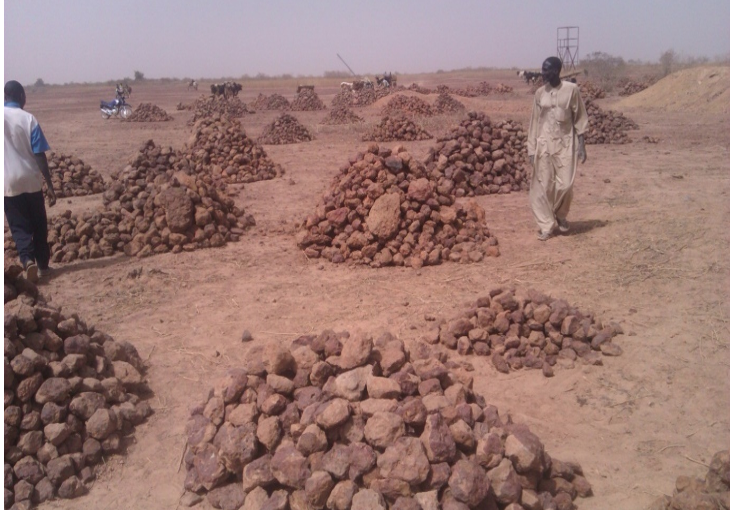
380;95;435;117
422;112;529;197
320;107;364;125
648;450;729;510
362;116;433;143
577;81;605;101
46;153;105;198
3;265;153;507
433;287;624;378
258;114;313;145
124;103;173;122
182;329;594;510
250;94;291;111
433;94;466;115
331;90;355;110
290;89;327;111
584;101;638;144
185;116;284;184
296;144;499;268
189;96;253;125
352;88;391;108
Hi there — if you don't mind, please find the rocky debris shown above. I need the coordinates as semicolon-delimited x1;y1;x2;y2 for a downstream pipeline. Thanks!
3;265;153;507
433;94;466;115
296;144;499;268
578;81;606;100
433;287;624;376
362;116;433;142
249;93;291;111
320;107;364;125
618;77;657;96
258;114;313;145
290;89;327;111
352;88;392;107
437;82;512;98
189;95;253;125
124;103;173;122
647;450;729;510
331;89;356;110
185;116;284;184
407;84;433;95
381;95;435;117
183;328;592;509
422;111;529;197
585;101;639;144
45;152;105;198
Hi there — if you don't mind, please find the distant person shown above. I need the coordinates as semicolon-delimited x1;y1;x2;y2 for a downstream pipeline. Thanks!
527;57;588;241
4;80;56;282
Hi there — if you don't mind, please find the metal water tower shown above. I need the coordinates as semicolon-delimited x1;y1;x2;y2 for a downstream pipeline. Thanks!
557;27;579;70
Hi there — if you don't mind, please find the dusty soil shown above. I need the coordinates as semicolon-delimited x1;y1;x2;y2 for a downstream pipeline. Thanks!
14;68;730;509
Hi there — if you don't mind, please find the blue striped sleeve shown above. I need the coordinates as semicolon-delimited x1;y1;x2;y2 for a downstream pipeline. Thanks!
30;123;50;153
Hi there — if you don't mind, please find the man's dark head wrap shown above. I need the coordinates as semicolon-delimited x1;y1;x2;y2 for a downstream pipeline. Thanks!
543;57;563;73
4;80;25;104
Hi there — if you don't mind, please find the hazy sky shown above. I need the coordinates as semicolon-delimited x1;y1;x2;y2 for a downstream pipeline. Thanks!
4;0;730;85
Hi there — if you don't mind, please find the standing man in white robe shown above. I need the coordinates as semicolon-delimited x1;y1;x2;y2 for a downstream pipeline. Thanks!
527;57;589;241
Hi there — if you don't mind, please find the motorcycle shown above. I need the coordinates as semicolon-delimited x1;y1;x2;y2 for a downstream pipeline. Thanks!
100;96;132;119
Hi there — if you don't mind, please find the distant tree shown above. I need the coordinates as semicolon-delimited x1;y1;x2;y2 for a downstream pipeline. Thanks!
582;51;626;91
133;70;145;81
34;78;45;87
659;49;678;76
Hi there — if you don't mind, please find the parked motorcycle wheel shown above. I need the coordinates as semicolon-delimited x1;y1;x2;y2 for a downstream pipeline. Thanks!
119;105;132;119
101;110;111;119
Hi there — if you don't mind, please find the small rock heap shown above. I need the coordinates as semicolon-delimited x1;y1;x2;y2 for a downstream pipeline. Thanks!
258;114;313;145
290;89;327;111
585;101;638;144
362;116;433;143
185;116;284;184
320;107;364;125
648;450;729;510
407;83;433;95
4;265;153;507
124;103;173;122
331;90;355;109
433;94;466;115
577;81;606;101
352;88;391;108
618;77;656;97
189;96;253;125
433;287;624;378
297;144;499;268
46;153;105;198
182;329;593;510
381;95;435;117
423;112;529;197
249;94;291;111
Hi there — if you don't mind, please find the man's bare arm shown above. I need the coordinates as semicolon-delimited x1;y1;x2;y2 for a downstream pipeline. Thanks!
33;152;56;206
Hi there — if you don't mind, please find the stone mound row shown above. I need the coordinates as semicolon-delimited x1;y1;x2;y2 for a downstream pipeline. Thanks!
423;111;529;196
433;94;466;114
432;287;624;378
361;116;433;143
648;450;729;510
296;144;499;268
290;89;327;111
585;101;638;145
46;152;105;198
617;77;657;97
258;114;313;145
578;81;605;101
189;96;253;125
380;95;435;117
407;83;433;95
182;329;593;510
124;103;173;122
320;107;364;125
4;265;153;507
250;93;291;111
438;82;509;98
185;116;284;184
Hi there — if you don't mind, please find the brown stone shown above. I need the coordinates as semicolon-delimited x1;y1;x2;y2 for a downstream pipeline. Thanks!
377;436;430;486
448;460;489;507
364;412;405;449
271;443;310;489
366;193;401;240
420;413;456;463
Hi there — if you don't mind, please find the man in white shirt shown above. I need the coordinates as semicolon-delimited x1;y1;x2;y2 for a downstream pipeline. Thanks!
4;80;56;282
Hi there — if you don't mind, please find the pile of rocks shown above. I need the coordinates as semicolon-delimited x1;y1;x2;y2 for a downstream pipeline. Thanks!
124;103;173;122
290;89;327;111
249;94;291;111
330;90;355;110
584;101;638;145
407;83;433;95
46;153;105;198
189;96;253;125
182;328;594;510
447;82;503;98
297;144;499;268
578;81;605;101
491;83;513;94
433;287;624;378
3;264;153;507
361;116;433;143
352;88;391;108
433;94;466;114
380;95;435;117
618;77;656;97
185;116;284;184
422;112;530;197
648;450;729;510
320;107;364;125
258;114;313;145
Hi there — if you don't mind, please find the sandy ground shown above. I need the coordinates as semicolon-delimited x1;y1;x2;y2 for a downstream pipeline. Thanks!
12;69;730;509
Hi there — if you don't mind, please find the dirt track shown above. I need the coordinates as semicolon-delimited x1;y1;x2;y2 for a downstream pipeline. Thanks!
15;69;730;509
